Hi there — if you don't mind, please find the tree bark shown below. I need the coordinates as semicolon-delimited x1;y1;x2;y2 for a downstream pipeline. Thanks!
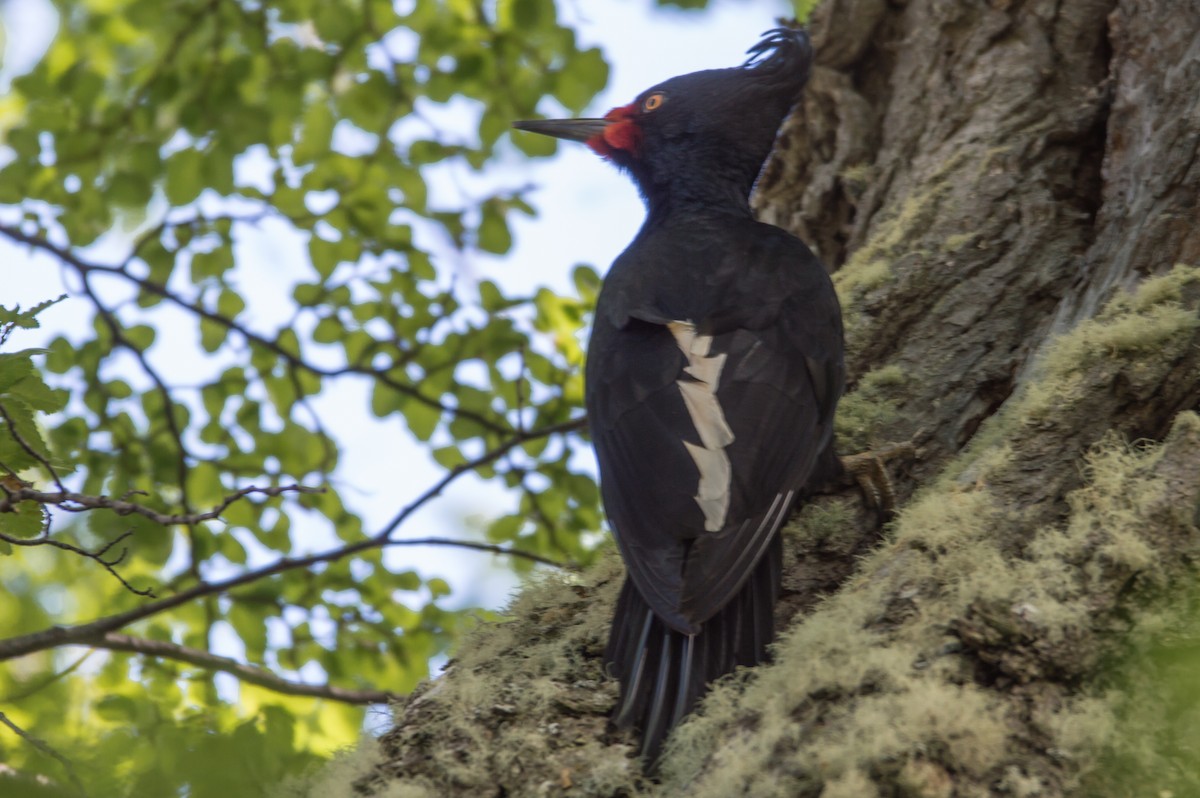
338;2;1200;796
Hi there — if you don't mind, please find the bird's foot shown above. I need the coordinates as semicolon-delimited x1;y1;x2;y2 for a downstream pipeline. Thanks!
839;439;918;517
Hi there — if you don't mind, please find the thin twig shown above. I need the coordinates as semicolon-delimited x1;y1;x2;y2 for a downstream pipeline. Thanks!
0;416;585;663
514;344;528;435
0;527;154;597
77;272;198;526
0;484;321;525
0;483;321;597
0;222;510;435
91;633;397;704
1;651;94;702
0;402;66;492
387;535;566;568
372;417;585;543
0;710;87;797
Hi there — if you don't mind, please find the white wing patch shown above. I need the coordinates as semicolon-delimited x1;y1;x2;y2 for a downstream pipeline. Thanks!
668;321;734;532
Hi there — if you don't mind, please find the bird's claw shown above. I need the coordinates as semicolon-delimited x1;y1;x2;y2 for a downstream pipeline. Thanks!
839;439;918;517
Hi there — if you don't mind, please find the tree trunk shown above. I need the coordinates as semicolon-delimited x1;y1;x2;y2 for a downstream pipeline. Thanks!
338;2;1200;796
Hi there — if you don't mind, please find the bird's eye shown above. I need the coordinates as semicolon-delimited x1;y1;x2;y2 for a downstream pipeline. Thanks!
642;93;666;112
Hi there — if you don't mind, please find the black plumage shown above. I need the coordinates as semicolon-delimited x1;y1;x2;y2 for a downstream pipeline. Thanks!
515;28;844;763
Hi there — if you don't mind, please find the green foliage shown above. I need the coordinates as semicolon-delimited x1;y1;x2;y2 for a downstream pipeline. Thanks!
0;298;68;543
0;0;611;793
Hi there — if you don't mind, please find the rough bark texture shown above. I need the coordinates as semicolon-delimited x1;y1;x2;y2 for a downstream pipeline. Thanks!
293;2;1200;796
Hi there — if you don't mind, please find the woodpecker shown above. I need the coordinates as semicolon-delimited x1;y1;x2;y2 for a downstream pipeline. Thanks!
515;28;844;762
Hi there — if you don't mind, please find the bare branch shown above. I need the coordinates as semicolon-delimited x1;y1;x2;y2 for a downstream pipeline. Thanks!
0;710;87;797
90;633;397;705
373;417;587;543
0;527;155;597
0;483;322;525
387;536;567;569
0;483;322;597
0;417;585;663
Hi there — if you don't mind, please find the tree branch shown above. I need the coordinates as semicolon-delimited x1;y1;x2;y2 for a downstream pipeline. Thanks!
0;526;155;598
0;482;323;597
385;536;567;569
0;221;513;436
90;633;397;705
0;710;87;797
0;415;585;663
77;272;199;529
0;483;322;526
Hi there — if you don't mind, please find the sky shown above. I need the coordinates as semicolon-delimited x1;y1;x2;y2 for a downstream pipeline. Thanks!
0;0;794;626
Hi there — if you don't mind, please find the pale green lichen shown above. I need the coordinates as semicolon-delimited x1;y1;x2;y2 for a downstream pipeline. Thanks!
942;231;978;252
839;162;875;187
835;363;910;450
947;264;1200;488
783;497;857;547
273;736;439;798
1024;265;1200;421
654;395;1200;797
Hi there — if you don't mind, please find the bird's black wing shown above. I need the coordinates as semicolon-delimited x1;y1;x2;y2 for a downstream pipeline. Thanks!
586;225;843;634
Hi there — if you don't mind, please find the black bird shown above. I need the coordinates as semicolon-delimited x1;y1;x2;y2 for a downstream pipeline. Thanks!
515;28;844;762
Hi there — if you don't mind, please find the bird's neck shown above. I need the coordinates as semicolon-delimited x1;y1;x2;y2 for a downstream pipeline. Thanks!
633;153;761;223
642;183;756;225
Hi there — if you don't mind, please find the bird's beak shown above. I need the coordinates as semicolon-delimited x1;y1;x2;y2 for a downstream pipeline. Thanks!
512;118;610;143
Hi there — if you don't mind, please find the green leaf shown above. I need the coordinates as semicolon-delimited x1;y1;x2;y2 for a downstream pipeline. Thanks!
0;397;50;471
431;445;466;469
0;499;46;539
200;317;227;352
554;47;609;112
477;204;512;255
294;101;335;163
124;324;156;350
229;603;269;661
217;290;245;320
0;352;35;391
313;315;343;344
165;148;205;206
191;246;233;281
572;264;601;303
95;694;138;723
486;514;524;543
0;295;65;330
108;170;154;206
404;400;441;441
293;283;324;306
309;236;341;279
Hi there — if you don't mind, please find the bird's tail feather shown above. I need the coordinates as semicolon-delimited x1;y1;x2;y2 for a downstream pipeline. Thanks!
605;533;783;764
